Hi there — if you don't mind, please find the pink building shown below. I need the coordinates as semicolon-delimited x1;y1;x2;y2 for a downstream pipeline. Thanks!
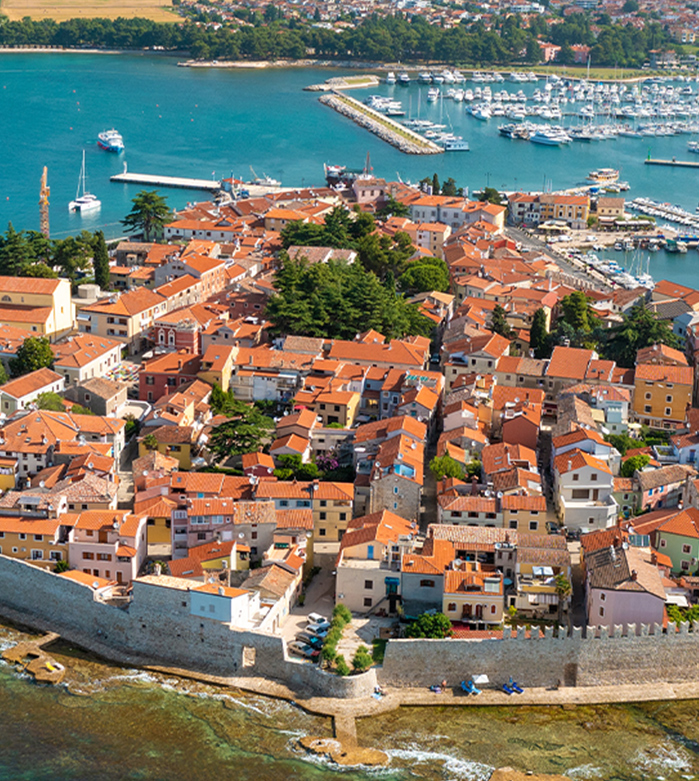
69;510;147;584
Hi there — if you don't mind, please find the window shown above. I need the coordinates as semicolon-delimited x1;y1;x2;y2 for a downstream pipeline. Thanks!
645;392;652;400
319;528;326;536
18;533;26;540
682;560;690;571
666;395;673;403
420;579;435;588
600;592;606;601
319;512;326;520
319;500;327;508
145;376;155;385
591;474;597;482
683;544;692;554
82;552;94;560
491;605;496;614
665;408;672;417
339;513;347;521
660;538;667;548
572;474;579;482
529;521;538;531
363;597;372;607
33;534;43;542
571;489;589;499
599;607;605;617
364;580;373;589
97;553;112;561
447;603;457;612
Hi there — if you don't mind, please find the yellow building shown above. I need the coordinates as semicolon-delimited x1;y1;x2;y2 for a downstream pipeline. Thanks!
138;426;195;470
442;566;504;626
633;363;694;429
79;287;167;355
0;516;70;569
197;344;235;392
0;277;74;339
308;389;361;428
0;457;17;491
500;495;548;534
539;194;590;229
139;497;177;547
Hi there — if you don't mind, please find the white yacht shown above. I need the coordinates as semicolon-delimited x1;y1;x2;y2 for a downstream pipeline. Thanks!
385;72;396;84
69;150;101;213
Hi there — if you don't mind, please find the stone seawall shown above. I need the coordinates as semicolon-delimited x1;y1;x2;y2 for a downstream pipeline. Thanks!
381;623;699;689
0;555;376;699
319;92;443;155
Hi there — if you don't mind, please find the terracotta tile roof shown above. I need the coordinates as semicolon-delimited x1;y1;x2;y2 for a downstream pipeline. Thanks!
339;510;416;553
546;346;594;381
275;508;313;530
635;363;693;385
60;570;116;589
354;415;426;445
74;510;131;531
635;464;695;491
636;343;688;366
0;368;63;400
242;451;275;470
552;427;608;449
586;544;666;600
438;495;498;513
655;507;699;540
402;537;456;575
554;449;611;476
500;494;546;511
194;582;249;599
491;386;545;410
270;434;309;455
240;563;297;598
491;467;542;494
0;516;62;535
481;442;537;475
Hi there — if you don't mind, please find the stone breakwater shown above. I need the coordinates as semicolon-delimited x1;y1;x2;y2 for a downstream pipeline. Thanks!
319;92;443;155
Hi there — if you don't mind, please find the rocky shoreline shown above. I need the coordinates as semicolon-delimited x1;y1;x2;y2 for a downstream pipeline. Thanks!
318;92;443;155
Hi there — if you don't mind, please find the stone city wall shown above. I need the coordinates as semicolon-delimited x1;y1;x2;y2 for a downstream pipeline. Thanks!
380;623;699;689
0;556;376;699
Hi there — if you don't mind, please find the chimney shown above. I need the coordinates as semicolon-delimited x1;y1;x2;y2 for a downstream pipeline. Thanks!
567;460;572;472
630;570;638;581
218;586;225;595
650;552;658;566
471;476;478;496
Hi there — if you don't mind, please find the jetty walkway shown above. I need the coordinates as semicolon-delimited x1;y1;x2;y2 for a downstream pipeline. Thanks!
645;158;699;169
319;91;443;155
111;173;222;191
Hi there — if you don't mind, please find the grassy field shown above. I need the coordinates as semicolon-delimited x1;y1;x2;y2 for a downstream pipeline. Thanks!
0;0;180;23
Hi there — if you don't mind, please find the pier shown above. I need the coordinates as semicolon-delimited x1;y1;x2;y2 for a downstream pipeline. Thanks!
319;91;443;155
110;172;222;191
644;158;699;169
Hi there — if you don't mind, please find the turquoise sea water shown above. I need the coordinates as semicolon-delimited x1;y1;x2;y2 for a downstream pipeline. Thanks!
2;623;699;780
0;53;698;284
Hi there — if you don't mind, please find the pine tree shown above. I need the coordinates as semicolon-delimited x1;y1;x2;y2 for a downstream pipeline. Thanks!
93;230;110;290
530;308;549;359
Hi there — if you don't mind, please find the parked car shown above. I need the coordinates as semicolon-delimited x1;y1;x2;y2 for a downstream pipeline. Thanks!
306;619;330;632
288;641;320;660
296;632;323;648
307;612;328;626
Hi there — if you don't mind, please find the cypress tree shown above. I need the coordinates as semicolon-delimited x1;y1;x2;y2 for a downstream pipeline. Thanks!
93;230;110;291
530;308;549;359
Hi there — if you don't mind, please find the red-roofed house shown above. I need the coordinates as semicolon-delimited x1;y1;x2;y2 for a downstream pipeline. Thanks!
335;510;417;612
553;448;618;531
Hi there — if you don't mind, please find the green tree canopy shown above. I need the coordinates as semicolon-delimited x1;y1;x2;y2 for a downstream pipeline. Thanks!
207;405;273;463
92;230;110;290
375;195;410;219
122;190;171;241
530;308;549;359
265;255;432;340
405;612;453;638
9;336;54;378
491;304;512;337
600;302;681;368
477;187;503;205
429;455;464;481
399;257;449;294
620;454;651;478
36;391;65;411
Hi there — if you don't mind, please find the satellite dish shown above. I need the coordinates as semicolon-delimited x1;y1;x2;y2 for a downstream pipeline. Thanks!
452;559;462;569
238;532;245;539
92;581;99;589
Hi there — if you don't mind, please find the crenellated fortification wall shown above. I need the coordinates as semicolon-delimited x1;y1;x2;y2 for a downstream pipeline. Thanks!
380;623;699;689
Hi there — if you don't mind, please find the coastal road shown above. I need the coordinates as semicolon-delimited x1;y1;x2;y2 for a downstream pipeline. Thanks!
505;226;611;292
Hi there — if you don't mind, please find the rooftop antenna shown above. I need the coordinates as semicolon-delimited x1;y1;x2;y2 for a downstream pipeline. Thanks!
39;166;50;238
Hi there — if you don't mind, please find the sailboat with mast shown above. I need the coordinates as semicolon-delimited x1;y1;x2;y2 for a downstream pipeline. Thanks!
69;150;101;213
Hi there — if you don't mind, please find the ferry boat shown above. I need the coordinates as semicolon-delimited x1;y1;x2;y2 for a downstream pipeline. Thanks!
587;168;620;184
69;150;101;213
97;128;124;153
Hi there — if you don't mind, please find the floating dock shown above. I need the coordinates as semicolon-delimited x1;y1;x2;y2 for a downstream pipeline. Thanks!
319;91;443;155
110;173;222;191
644;159;699;169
